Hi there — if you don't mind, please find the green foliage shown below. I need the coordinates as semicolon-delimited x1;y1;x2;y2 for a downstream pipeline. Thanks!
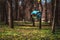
0;21;60;40
0;26;60;40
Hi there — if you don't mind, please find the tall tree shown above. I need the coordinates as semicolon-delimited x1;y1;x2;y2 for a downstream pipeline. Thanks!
15;0;18;20
55;0;59;26
3;0;8;24
52;0;57;33
50;0;54;25
45;0;48;22
7;0;14;28
39;0;43;29
1;1;5;21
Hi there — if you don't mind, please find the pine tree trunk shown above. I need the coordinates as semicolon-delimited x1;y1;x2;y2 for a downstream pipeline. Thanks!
52;0;57;33
39;0;43;29
50;0;54;25
8;0;14;28
45;0;48;22
4;1;8;24
15;0;18;20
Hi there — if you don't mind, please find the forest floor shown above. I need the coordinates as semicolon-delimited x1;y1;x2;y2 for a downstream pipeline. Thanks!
0;22;60;40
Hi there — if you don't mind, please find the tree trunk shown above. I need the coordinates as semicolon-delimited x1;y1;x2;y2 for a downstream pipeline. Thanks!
17;0;20;20
39;0;43;29
52;0;57;33
45;0;48;22
15;0;18;20
8;0;14;28
55;0;59;26
50;0;54;25
4;1;8;24
1;5;4;21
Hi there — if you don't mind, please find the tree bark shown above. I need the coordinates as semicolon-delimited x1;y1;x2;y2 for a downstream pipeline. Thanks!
45;0;48;22
50;0;54;25
15;0;18;20
39;0;43;29
8;0;14;28
52;0;57;33
3;1;8;24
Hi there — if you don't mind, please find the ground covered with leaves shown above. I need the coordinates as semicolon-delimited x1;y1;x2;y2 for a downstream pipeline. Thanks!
0;25;60;40
0;21;60;40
